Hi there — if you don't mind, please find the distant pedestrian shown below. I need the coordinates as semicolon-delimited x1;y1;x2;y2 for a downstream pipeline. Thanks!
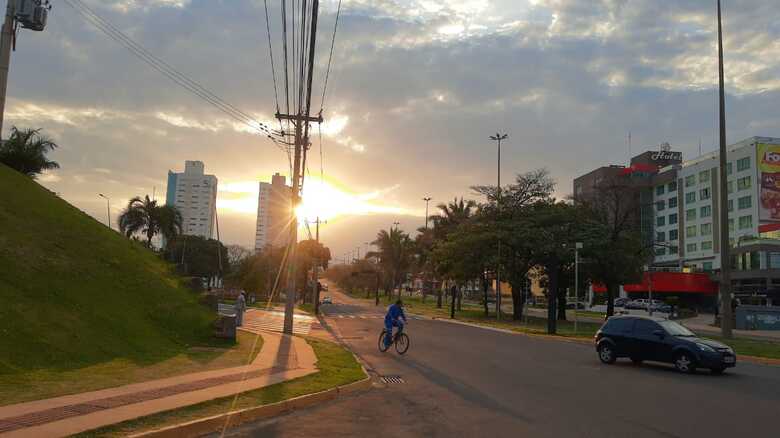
236;291;247;327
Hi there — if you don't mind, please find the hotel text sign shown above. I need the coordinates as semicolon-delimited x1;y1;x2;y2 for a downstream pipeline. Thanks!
651;151;682;161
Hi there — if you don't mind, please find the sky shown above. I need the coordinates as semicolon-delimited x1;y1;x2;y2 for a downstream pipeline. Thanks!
10;0;780;260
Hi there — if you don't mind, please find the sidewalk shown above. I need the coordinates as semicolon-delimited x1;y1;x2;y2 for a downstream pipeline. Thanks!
0;332;317;438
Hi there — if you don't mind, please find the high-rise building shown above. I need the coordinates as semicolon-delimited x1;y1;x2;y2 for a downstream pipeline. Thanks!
165;161;218;239
255;173;292;252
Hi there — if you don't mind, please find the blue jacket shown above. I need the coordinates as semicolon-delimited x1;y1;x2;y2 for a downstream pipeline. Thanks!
385;304;406;324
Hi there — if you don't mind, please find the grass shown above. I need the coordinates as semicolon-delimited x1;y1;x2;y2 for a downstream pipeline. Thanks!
75;337;366;437
339;286;780;359
0;332;263;405
0;163;222;400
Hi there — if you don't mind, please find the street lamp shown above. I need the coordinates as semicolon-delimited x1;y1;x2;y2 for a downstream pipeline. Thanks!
423;197;432;229
98;194;111;229
489;132;508;320
393;221;400;231
575;242;583;334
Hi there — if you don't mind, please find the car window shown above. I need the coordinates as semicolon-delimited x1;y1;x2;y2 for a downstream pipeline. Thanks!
603;318;634;333
658;320;695;337
633;319;659;336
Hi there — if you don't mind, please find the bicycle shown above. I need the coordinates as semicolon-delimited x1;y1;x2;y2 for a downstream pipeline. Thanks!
378;325;410;355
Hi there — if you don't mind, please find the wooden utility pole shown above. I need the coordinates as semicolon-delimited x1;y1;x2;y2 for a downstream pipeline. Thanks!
313;216;326;315
716;0;733;338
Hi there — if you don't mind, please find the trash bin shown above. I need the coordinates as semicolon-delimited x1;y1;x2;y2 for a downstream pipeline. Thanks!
214;314;237;340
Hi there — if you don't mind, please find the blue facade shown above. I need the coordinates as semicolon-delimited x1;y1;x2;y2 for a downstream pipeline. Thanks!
166;171;177;206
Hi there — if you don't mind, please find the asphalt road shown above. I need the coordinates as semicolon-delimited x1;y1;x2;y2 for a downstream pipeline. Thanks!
220;283;780;438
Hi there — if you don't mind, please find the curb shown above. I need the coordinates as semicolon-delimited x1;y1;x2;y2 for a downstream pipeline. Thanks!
737;355;780;366
129;375;372;438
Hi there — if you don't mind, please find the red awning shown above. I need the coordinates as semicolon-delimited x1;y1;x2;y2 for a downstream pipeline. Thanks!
593;271;717;294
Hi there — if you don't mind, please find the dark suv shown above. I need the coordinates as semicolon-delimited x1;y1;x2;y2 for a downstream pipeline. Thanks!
595;315;736;374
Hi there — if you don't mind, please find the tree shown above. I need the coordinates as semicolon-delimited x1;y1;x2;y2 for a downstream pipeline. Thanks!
0;127;59;177
576;176;648;317
370;228;414;300
164;235;228;279
427;197;477;308
226;245;253;271
118;195;182;247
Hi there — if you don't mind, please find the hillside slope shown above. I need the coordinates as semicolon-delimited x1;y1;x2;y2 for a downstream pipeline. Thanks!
0;163;215;375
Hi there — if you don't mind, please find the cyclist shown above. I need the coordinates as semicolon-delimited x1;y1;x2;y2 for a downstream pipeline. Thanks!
384;299;407;347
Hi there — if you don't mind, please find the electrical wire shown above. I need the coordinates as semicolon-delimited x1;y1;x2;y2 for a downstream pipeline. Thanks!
320;0;342;112
263;0;280;114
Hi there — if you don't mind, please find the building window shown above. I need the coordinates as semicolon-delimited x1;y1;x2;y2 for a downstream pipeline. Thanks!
727;180;734;194
700;187;711;200
669;229;679;240
656;200;665;211
668;197;678;208
701;241;713;251
687;243;698;252
686;225;697;238
657;216;666;227
703;261;713;271
686;192;696;204
655;247;666;256
701;223;712;235
669;213;678;224
737;157;751;172
685;175;696;187
668;181;678;192
728;199;734;212
726;162;733;175
738;215;753;230
729;219;735;232
737;176;752;191
656;185;665;196
657;231;666;242
669;245;679;254
738;196;752;210
699;170;710;183
686;209;697;221
700;205;712;218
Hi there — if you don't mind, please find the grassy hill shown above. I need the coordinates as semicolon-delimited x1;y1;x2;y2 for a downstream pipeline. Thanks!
0;163;217;377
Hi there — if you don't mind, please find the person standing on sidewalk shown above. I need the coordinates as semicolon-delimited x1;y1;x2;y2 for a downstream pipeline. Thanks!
236;291;247;327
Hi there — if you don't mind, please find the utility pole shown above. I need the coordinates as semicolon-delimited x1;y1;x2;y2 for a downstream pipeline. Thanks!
423;197;432;229
277;0;322;335
393;221;400;231
356;246;360;260
574;242;582;334
490;133;508;320
0;1;51;137
716;0;733;338
98;193;111;229
313;216;326;315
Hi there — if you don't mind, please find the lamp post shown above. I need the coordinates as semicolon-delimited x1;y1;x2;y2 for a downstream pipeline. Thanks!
489;133;508;320
575;242;583;333
393;221;400;231
98;194;111;229
423;197;432;229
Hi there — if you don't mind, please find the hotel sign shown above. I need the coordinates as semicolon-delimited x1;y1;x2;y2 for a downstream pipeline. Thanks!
651;151;682;161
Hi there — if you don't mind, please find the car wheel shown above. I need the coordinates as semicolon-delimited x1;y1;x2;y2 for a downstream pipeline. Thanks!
598;344;616;364
674;351;696;374
630;357;643;365
710;367;725;375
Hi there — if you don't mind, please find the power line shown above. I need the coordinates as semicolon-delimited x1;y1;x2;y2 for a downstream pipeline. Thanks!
63;0;286;151
320;0;342;112
263;0;280;114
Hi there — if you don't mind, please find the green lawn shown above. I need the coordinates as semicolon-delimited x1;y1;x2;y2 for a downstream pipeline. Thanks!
0;332;263;406
0;163;222;401
76;338;366;437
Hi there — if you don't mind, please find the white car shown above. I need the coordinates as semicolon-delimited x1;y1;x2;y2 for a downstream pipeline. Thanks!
321;296;332;305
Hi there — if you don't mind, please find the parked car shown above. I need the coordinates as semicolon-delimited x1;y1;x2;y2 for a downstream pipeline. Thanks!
613;297;630;308
566;301;587;310
321;296;332;305
321;284;329;292
625;299;647;309
595;315;736;374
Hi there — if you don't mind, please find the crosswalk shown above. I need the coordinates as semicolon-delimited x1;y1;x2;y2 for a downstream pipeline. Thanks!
240;309;314;335
321;313;424;320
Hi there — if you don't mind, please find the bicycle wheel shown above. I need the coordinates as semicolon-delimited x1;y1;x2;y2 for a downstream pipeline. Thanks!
378;330;390;352
394;333;410;355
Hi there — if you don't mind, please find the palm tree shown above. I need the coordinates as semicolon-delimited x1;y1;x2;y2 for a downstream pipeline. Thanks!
0;127;59;177
371;228;414;299
431;197;477;239
118;195;183;247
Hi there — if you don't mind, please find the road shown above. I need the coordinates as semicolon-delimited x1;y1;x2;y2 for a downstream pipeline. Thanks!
220;282;780;437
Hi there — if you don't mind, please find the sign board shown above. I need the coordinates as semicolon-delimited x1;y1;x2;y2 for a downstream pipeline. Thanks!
650;151;682;161
757;143;780;222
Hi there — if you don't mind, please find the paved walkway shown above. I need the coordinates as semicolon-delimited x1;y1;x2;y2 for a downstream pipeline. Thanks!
0;332;318;438
241;308;315;335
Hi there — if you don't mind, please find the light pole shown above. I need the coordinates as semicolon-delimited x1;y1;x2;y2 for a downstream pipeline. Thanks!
489;133;508;320
98;194;111;229
393;221;400;231
423;197;432;229
356;246;361;260
575;242;583;334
